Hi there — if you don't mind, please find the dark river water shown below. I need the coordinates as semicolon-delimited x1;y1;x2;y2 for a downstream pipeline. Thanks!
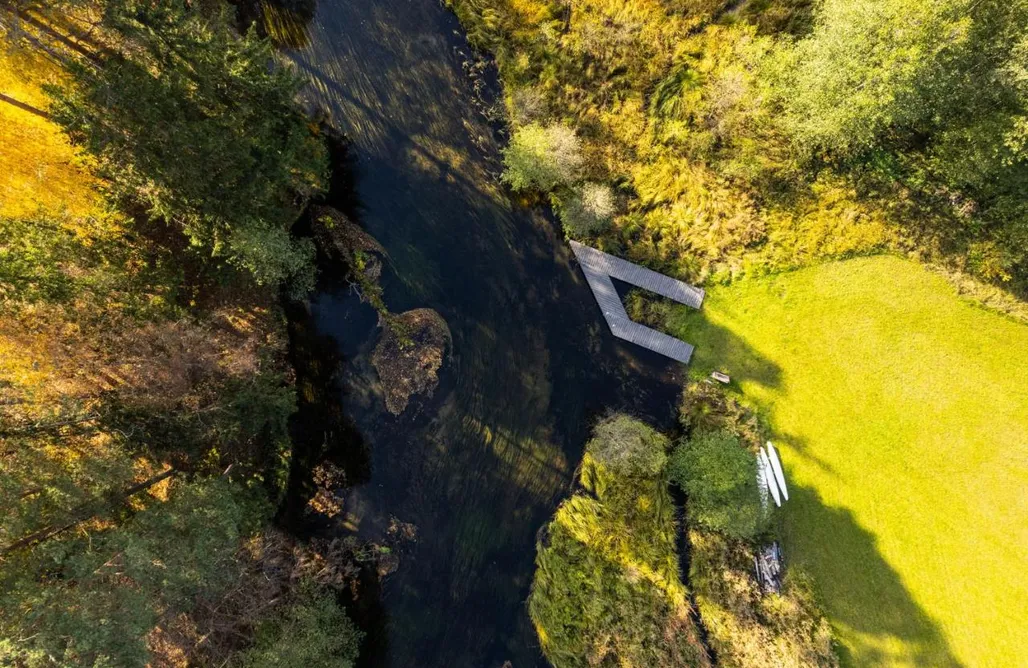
281;1;686;665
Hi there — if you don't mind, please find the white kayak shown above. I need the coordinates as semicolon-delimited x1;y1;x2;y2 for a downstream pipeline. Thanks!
759;448;781;507
766;441;789;501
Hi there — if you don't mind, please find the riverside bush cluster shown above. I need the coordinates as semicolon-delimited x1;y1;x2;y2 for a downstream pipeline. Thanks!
450;0;1028;303
528;415;710;667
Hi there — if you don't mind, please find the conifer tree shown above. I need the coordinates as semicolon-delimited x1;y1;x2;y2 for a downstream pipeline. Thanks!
47;0;328;292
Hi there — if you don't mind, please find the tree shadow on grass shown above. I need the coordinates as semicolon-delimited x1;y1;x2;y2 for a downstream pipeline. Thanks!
653;301;844;478
785;484;962;667
628;297;784;396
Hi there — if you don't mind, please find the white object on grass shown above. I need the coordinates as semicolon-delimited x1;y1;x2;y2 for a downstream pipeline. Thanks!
756;460;770;510
766;441;788;501
759;448;781;507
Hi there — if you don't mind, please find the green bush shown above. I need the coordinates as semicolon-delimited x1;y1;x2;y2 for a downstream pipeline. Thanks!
238;582;362;668
502;123;583;192
670;430;764;539
586;414;669;478
554;182;616;235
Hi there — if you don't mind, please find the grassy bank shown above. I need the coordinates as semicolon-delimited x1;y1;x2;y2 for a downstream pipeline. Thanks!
528;416;710;667
447;0;1028;305
659;255;1028;665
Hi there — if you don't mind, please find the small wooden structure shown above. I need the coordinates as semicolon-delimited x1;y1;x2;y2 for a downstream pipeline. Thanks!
754;542;783;594
570;241;704;364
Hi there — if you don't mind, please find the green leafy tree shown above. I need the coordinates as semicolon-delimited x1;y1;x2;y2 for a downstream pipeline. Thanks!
774;0;1028;285
0;430;139;555
670;430;764;540
502;122;583;192
46;0;328;292
773;0;975;155
237;582;363;668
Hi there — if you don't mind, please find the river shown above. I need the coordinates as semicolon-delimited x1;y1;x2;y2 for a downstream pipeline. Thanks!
280;1;686;665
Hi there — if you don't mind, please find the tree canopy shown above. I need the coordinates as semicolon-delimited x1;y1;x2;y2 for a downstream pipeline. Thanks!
670;430;765;540
46;0;328;292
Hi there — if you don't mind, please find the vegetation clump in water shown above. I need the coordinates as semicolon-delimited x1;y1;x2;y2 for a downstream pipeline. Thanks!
372;308;452;415
311;205;388;312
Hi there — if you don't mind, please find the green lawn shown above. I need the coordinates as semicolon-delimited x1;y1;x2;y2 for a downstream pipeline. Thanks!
666;256;1028;667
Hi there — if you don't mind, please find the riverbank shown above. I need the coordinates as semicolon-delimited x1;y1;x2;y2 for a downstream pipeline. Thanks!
440;0;1028;664
0;4;372;664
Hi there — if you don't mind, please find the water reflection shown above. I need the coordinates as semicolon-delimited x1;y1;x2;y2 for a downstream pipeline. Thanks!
285;1;686;665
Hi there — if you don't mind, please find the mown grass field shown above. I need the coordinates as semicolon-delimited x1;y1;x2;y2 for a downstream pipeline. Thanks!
666;256;1028;666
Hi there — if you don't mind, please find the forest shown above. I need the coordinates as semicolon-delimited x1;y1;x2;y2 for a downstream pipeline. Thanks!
0;1;363;665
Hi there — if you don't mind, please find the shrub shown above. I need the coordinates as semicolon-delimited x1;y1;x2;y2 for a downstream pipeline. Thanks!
670;430;764;539
502;123;583;192
690;530;839;667
238;582;362;668
587;414;669;478
508;86;548;125
554;182;616;235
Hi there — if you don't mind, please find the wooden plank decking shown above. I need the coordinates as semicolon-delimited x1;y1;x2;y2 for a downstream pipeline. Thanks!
570;241;704;364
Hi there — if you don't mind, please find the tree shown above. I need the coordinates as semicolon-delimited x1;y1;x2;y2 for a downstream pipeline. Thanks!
553;182;615;235
773;0;975;156
586;413;668;478
775;0;1028;285
46;0;328;292
238;582;363;668
0;478;254;667
669;430;764;539
502;122;583;192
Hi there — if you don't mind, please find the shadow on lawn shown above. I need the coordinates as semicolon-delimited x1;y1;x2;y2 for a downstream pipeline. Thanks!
630;300;785;395
786;484;961;667
669;305;781;390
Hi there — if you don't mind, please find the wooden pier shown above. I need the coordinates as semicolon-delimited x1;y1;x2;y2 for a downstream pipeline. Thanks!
570;241;704;364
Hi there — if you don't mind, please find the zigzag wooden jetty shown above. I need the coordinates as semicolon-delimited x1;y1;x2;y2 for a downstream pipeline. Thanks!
570;241;704;364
